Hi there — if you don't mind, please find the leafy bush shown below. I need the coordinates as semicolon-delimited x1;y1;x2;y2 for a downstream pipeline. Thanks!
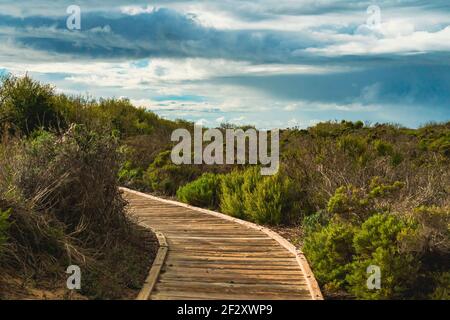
303;222;356;290
0;75;60;134
0;208;10;254
144;150;202;195
346;214;420;299
304;181;449;299
374;140;394;156
219;167;300;225
304;213;420;299
327;179;405;223
244;174;294;225
0;124;153;299
220;169;247;219
177;173;222;209
118;160;144;187
338;135;367;159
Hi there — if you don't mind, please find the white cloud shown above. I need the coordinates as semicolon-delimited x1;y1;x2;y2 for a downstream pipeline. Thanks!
306;25;450;56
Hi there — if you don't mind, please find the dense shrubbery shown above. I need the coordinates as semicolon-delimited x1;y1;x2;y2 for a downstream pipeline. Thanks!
178;167;300;225
303;180;450;299
177;173;222;208
1;75;449;300
0;103;154;298
144;150;203;195
0;76;60;134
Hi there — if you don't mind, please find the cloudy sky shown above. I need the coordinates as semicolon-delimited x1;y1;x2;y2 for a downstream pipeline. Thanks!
0;0;449;128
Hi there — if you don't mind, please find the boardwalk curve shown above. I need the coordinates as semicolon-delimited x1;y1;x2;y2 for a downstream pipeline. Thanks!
121;187;323;300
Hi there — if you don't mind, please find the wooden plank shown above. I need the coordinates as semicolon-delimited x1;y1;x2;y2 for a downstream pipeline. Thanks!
161;266;305;276
158;275;307;286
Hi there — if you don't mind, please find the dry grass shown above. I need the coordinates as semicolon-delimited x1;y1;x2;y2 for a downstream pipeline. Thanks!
0;125;158;299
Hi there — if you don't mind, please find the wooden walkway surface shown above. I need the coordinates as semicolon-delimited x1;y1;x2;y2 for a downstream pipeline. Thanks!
122;188;323;300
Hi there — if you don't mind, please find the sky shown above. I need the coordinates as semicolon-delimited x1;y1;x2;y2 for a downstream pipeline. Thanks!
0;0;449;129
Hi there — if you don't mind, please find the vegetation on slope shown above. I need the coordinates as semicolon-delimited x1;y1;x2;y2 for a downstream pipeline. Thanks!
0;74;448;299
0;75;157;299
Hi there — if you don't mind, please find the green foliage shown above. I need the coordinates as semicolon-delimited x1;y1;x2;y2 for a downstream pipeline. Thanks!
417;124;450;157
304;213;420;299
302;210;330;234
428;134;450;157
0;75;59;134
305;184;449;299
219;167;299;225
0;208;10;254
346;214;420;299
373;139;394;156
303;222;356;289
177;173;222;209
338;135;367;159
144;150;201;195
428;271;450;300
244;174;294;225
118;160;144;186
309;120;364;138
327;185;374;222
327;179;405;223
219;169;247;219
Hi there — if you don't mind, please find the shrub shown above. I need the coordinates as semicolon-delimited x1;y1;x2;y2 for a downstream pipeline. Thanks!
347;214;420;299
327;185;374;222
244;174;294;225
177;173;222;209
0;208;10;254
219;167;300;225
220;169;246;219
118;160;144;187
144;150;202;195
338;135;367;159
303;222;356;290
428;271;450;300
302;210;330;234
0;75;60;134
13;124;128;245
326;179;405;223
0;124;151;299
304;213;421;299
374;140;394;156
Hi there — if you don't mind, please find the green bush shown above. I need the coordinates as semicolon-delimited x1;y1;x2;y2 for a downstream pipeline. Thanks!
304;213;420;299
338;135;367;159
374;140;394;156
327;185;374;222
220;169;246;219
0;208;10;254
177;173;222;209
144;150;202;195
244;174;294;225
303;222;356;290
0;75;60;134
346;214;420;299
326;179;405;223
118;160;144;186
219;167;299;225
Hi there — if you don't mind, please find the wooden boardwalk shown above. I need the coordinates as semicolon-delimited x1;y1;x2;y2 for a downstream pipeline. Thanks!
122;188;323;300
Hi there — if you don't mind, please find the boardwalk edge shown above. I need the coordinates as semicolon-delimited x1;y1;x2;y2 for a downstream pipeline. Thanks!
121;187;323;301
135;221;168;300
